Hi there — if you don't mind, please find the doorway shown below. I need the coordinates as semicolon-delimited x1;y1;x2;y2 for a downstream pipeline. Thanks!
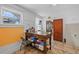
53;19;63;42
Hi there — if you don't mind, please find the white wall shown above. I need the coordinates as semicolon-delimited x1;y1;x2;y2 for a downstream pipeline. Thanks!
50;4;79;48
65;23;79;48
62;5;79;48
0;4;42;31
47;5;79;24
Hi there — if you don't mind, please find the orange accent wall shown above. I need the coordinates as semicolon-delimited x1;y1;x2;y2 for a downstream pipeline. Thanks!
0;27;24;46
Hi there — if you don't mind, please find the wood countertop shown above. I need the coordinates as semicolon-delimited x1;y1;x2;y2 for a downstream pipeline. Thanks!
25;32;51;41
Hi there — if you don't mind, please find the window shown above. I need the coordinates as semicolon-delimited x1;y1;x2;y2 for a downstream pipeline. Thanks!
35;17;43;34
1;8;23;24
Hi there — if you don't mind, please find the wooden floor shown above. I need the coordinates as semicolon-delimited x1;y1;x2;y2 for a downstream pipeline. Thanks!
16;46;43;54
15;41;79;54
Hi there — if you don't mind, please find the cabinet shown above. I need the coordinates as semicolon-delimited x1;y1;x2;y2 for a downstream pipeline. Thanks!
25;32;51;53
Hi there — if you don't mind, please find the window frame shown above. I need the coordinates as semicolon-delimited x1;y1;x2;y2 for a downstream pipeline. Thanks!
1;7;23;25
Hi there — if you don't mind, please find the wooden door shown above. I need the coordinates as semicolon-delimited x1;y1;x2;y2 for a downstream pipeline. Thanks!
53;19;63;42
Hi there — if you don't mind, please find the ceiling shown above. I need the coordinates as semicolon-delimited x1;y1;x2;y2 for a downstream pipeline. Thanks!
19;4;79;19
